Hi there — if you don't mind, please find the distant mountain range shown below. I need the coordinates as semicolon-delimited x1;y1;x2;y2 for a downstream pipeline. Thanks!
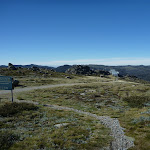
0;64;54;69
1;64;150;81
88;65;150;82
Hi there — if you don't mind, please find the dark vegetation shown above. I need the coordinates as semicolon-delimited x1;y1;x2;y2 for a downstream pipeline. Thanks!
0;102;112;150
0;102;40;150
0;131;19;150
0;102;38;117
123;96;150;108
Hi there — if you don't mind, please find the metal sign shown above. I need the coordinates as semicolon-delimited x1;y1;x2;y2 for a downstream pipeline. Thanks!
0;76;13;90
109;69;119;77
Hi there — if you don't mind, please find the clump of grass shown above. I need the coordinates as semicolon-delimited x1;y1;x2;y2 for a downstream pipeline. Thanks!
0;102;38;117
17;96;24;100
0;130;19;150
123;96;150;108
132;116;150;126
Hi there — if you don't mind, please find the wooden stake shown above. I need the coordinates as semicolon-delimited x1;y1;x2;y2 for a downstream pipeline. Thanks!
11;90;13;102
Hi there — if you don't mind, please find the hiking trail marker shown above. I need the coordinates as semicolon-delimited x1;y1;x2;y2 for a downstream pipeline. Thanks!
0;76;13;102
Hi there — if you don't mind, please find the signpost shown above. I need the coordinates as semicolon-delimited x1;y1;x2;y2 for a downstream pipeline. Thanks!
0;76;13;102
109;69;119;81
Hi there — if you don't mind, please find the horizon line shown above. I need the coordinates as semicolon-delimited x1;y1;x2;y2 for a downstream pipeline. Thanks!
1;57;150;67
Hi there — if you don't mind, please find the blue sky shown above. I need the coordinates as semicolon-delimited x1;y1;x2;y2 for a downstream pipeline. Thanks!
0;0;150;66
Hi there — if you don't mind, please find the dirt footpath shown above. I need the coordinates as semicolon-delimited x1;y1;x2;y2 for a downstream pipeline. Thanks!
0;83;85;95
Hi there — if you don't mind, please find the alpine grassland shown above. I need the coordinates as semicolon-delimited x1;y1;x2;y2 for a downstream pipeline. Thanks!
0;68;150;149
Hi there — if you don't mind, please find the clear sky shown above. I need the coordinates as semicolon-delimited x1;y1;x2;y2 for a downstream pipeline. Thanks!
0;0;150;66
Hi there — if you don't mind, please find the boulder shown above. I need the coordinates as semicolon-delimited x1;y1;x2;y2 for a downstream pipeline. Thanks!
50;69;56;72
65;76;71;79
54;123;69;128
12;80;19;87
8;63;17;70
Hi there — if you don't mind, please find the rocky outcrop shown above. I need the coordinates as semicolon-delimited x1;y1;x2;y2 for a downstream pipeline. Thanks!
65;65;96;75
27;66;40;71
8;63;17;70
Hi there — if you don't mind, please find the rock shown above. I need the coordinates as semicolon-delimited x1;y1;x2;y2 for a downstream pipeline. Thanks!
100;75;105;77
54;123;69;128
80;93;86;96
8;63;17;70
40;71;45;74
50;69;56;72
87;89;96;93
65;76;71;79
12;80;19;87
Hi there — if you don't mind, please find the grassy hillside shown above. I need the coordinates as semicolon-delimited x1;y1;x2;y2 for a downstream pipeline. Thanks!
0;69;150;149
13;80;150;150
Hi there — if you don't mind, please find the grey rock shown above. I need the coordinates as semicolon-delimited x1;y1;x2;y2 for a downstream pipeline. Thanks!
65;76;72;79
54;123;69;128
12;80;19;87
8;63;17;70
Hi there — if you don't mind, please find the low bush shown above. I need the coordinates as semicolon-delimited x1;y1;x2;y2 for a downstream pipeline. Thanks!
0;102;38;117
132;116;150;126
0;130;19;150
123;96;150;108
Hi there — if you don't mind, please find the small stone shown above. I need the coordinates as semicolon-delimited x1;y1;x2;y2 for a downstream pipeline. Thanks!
54;123;69;128
65;76;71;79
80;93;86;96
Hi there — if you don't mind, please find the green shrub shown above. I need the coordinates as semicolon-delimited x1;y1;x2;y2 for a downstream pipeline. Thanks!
0;131;19;150
132;116;150;125
0;102;38;117
123;96;150;108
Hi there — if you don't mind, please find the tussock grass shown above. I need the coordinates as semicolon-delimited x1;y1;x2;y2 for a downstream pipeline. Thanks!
123;96;150;108
13;81;150;150
0;102;38;117
0;105;112;150
0;131;19;150
1;75;150;149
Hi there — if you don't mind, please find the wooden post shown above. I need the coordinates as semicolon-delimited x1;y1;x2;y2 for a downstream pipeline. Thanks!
11;90;13;102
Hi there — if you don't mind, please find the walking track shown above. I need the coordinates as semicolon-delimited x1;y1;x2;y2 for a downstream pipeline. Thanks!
0;83;85;95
